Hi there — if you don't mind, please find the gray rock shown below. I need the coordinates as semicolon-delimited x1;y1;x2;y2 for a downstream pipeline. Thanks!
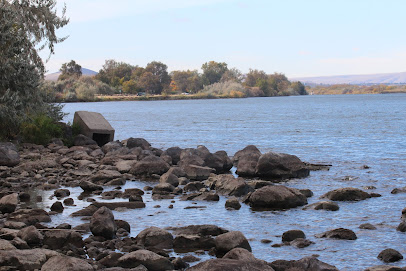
247;185;307;210
378;248;403;263
130;155;170;177
234;145;261;177
118;249;174;270
321;187;371;201
183;165;215;181
215;231;251;257
282;230;306;242
255;151;310;179
159;172;179;187
18;225;43;246
73;134;97;146
41;255;94;271
80;180;103;192
303;201;339;211
50;201;64;213
0;248;59;270
173;234;215;251
207;174;253;197
90;206;117;239
126;137;151;150
290;238;314;248
43;230;84;249
270;256;338;271
135;226;173;249
0;192;19;213
225;197;241;210
8;208;51;224
0;142;20;166
188;258;275;271
316;228;357;240
184;181;206;192
161;147;182;165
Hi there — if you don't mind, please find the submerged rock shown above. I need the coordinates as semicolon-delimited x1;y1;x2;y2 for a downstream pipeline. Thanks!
316;228;357;240
303;201;339;211
377;248;403;263
321;187;371;201
270;256;338;271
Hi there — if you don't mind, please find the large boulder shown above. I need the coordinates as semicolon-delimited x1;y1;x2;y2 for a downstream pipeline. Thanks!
0;142;20;166
270;256;338;271
126;137;151;150
183;165;215;181
159;172;179;187
214;150;233;173
43;230;84;249
321;187;372;201
0;248;60;270
214;231;251;257
0;193;19;213
18;226;43;246
118;249;174;270
255;151;310;179
247;185;307;210
41;255;94;271
130;155;170;177
73;134;97;146
90;206;117;239
80;180;103;192
173;234;215;251
207;174;253;197
135;226;174;249
234;145;262;177
161;147;182;165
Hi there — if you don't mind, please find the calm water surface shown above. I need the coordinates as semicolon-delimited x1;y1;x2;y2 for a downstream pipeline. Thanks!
48;94;406;270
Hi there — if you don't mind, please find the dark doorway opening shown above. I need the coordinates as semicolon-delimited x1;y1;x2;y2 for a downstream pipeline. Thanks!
93;133;110;146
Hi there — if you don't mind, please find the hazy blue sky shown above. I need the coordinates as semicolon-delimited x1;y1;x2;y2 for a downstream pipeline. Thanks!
44;0;406;77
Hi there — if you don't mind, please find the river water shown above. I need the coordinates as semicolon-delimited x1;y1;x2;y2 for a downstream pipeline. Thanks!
47;94;406;270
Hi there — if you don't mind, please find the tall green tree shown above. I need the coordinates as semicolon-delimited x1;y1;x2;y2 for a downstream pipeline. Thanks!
201;61;228;86
0;0;69;139
171;70;202;93
58;60;82;80
145;61;171;94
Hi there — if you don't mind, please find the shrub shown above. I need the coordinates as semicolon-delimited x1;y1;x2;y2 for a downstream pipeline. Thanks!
20;114;63;145
201;81;248;96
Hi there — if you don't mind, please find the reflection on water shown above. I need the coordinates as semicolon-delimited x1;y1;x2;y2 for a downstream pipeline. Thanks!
56;94;406;270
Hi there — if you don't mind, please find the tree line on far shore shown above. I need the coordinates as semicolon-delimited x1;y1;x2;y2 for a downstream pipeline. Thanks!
42;59;307;102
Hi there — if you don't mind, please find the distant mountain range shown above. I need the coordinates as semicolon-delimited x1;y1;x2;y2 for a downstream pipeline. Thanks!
290;72;406;85
45;68;98;81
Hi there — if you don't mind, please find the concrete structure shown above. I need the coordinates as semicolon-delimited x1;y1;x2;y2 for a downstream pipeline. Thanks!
73;111;115;146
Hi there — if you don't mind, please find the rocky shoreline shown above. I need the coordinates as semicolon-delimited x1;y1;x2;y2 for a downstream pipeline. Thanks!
0;137;405;271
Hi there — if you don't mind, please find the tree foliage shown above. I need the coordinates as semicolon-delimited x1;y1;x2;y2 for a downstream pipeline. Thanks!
58;60;82;80
0;0;69;139
201;61;228;85
171;70;202;93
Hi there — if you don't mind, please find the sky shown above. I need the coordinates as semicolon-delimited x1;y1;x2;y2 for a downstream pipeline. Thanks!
43;0;406;77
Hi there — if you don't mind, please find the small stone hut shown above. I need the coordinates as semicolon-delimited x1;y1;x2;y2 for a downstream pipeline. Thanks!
73;111;115;146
